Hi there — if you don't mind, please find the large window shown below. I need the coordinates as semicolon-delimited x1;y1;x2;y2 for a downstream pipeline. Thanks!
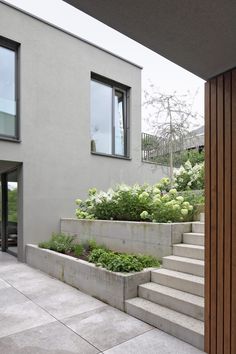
91;75;129;157
0;37;19;140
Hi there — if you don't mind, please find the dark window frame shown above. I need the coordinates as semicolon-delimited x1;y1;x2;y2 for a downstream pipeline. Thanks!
0;36;20;142
91;73;130;158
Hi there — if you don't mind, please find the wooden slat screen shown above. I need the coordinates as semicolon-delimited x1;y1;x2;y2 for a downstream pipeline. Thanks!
205;69;236;354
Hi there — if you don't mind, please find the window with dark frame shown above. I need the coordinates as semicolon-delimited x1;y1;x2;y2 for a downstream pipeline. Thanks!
0;37;19;140
90;74;129;158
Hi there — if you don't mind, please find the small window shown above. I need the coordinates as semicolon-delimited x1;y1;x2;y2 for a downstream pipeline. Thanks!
90;75;129;157
0;37;19;140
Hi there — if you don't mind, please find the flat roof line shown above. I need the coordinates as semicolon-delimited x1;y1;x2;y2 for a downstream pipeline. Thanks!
0;0;143;70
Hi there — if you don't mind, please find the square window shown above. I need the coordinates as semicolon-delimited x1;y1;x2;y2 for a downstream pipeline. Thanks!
90;74;129;157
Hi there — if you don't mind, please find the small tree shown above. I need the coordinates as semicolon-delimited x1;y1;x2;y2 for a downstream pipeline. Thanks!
143;85;203;185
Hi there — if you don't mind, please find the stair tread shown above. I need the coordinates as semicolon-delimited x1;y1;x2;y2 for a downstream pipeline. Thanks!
163;255;204;266
184;232;204;236
126;297;204;335
152;268;204;284
140;282;204;307
173;244;204;250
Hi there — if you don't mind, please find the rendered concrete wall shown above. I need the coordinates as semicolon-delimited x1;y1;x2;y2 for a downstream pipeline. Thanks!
61;219;192;258
26;244;151;311
0;3;168;260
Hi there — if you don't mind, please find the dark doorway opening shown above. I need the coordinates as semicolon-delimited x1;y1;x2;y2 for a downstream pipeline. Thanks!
0;168;18;257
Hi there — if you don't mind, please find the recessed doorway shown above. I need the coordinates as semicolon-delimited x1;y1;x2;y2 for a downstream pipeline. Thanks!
0;168;19;257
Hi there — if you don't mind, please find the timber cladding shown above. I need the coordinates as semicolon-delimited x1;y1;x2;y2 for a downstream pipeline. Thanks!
205;69;236;354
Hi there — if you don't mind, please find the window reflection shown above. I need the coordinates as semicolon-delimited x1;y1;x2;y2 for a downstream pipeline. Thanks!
91;77;128;157
91;80;112;154
0;46;16;137
114;90;125;155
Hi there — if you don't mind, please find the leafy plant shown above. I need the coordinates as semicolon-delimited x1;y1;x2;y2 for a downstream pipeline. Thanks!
39;233;82;255
88;248;160;272
73;243;84;257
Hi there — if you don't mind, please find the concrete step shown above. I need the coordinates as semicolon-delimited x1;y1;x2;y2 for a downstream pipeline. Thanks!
183;232;204;246
151;268;204;297
200;213;205;222
192;222;204;234
173;244;204;260
139;282;204;321
125;297;204;350
162;255;204;276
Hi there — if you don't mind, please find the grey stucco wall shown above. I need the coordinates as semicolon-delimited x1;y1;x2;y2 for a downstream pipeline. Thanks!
0;3;168;260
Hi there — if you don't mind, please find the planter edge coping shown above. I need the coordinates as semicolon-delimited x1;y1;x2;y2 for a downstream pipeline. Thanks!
60;218;193;226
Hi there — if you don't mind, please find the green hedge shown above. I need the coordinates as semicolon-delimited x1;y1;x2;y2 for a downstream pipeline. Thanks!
75;183;194;223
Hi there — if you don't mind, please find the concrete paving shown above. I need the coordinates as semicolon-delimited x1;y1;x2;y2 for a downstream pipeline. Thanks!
0;252;205;354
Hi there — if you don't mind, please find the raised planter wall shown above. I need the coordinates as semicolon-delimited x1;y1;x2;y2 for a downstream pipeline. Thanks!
26;244;151;311
60;219;192;258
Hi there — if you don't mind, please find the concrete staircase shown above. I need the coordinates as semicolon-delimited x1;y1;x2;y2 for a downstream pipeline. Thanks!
125;213;205;351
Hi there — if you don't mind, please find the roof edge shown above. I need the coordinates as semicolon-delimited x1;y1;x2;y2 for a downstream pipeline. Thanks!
0;0;143;70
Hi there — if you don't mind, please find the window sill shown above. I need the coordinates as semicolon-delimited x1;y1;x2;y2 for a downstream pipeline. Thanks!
91;151;131;161
0;136;21;143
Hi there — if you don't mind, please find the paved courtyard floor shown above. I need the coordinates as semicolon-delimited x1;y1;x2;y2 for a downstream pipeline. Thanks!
0;251;205;354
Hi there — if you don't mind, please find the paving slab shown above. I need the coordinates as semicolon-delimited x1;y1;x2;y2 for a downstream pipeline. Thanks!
32;288;106;320
62;306;152;351
0;321;100;354
103;328;206;354
0;287;29;308
0;252;205;354
0;300;55;338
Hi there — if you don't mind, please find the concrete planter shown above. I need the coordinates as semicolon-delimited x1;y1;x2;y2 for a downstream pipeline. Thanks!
61;219;192;258
26;244;151;311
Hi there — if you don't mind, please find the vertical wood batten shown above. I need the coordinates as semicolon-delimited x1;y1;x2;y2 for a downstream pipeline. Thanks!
224;71;232;354
205;80;211;353
231;69;236;354
210;78;217;354
206;69;236;353
216;74;224;354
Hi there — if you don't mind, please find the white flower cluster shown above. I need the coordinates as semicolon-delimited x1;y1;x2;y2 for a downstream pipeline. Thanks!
174;160;204;191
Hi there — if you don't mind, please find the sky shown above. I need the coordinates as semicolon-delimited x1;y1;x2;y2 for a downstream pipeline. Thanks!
3;0;205;133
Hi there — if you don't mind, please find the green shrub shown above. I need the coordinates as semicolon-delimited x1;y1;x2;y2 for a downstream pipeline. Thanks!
75;183;194;223
88;248;160;272
39;233;83;255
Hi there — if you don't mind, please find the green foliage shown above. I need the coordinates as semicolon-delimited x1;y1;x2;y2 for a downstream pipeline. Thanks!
75;183;194;223
39;235;160;273
174;160;204;191
8;188;18;222
179;190;205;219
0;188;17;223
73;243;84;257
86;239;108;251
183;150;205;166
38;233;82;255
88;248;160;272
145;150;204;168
